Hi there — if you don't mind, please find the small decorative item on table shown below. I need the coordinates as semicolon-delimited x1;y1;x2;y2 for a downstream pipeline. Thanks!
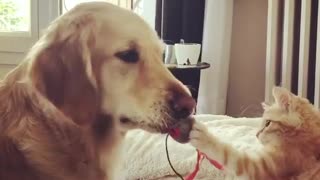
174;39;202;65
163;39;210;103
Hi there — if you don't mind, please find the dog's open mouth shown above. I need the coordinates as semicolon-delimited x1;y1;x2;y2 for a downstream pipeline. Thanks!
146;116;195;144
119;116;169;133
119;114;195;141
167;116;195;143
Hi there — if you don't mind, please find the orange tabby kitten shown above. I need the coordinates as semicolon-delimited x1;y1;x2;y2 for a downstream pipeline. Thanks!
190;87;320;179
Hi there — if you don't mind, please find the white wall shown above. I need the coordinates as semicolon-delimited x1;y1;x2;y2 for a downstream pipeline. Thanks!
197;0;234;115
140;0;156;28
0;64;16;78
226;0;268;117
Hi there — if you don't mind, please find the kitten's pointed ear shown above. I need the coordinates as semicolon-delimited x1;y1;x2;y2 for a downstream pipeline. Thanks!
272;87;292;111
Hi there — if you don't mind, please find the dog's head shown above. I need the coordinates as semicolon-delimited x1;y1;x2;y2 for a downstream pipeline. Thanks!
28;2;195;134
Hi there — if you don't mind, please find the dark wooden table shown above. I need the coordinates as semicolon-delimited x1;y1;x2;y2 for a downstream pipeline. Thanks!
166;62;210;102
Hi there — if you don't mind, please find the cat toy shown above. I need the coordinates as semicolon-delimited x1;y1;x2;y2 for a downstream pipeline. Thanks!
166;118;224;180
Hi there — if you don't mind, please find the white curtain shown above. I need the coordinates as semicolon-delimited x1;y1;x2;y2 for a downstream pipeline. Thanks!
197;0;234;114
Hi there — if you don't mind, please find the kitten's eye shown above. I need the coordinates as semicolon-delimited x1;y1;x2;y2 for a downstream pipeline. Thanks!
265;120;272;127
115;49;139;63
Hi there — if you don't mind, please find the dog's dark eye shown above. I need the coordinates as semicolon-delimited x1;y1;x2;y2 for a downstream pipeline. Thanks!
265;120;272;127
120;117;131;124
116;49;139;63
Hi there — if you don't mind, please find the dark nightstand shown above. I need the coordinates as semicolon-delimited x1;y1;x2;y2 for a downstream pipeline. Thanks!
166;62;210;102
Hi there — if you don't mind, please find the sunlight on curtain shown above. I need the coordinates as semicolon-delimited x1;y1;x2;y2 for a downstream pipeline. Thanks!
62;0;139;13
62;0;152;27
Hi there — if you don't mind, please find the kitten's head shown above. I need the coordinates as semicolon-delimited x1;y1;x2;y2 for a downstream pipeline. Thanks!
257;87;320;149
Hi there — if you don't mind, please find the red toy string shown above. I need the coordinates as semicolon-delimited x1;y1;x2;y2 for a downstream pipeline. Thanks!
165;133;224;180
185;150;224;180
169;128;181;139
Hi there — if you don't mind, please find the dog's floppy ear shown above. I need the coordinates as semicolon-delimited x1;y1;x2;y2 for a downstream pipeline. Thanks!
30;14;100;125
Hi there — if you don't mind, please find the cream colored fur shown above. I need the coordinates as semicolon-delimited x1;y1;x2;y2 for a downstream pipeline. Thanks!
191;87;320;179
0;2;195;180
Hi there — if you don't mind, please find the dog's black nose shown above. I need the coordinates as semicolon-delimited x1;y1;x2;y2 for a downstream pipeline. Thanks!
169;94;196;119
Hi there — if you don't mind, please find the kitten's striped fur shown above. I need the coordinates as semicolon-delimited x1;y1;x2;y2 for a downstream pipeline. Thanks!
190;87;320;179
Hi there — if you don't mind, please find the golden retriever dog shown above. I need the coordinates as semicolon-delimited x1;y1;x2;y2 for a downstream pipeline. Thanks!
0;2;196;180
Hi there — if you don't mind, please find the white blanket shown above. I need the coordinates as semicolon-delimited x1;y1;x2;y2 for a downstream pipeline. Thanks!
121;115;264;180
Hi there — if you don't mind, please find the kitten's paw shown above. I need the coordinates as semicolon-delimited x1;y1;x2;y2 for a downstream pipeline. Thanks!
189;121;214;151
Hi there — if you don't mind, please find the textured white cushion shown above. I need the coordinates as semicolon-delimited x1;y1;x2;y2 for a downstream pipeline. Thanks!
121;114;263;180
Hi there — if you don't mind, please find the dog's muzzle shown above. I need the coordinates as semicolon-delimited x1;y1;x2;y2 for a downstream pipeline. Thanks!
167;85;196;119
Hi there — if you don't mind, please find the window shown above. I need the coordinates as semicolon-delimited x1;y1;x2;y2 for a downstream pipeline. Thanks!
0;0;59;65
0;0;155;62
0;0;30;33
62;0;156;28
62;0;133;12
0;0;38;53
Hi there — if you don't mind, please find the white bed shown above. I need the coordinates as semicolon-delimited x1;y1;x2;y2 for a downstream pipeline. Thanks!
117;0;320;178
120;115;264;180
